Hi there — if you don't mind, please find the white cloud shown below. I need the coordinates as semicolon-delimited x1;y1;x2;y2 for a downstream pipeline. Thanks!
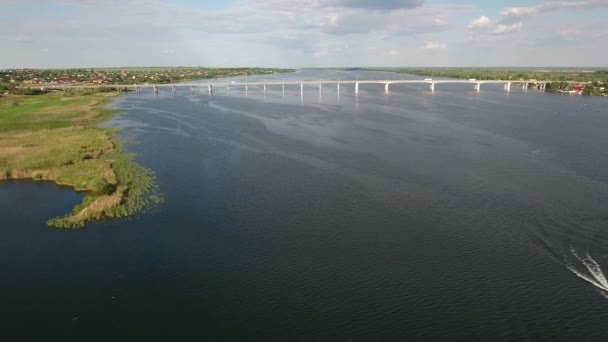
0;0;473;67
467;16;491;30
501;0;608;23
386;49;399;56
493;22;523;34
434;18;448;25
322;0;424;10
1;0;608;67
501;7;537;20
423;41;447;49
467;0;608;36
15;35;33;42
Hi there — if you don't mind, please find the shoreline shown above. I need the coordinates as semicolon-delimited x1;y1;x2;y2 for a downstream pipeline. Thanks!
362;68;608;97
0;91;160;228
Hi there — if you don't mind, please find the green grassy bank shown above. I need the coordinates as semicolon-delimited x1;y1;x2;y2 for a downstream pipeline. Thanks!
0;92;160;228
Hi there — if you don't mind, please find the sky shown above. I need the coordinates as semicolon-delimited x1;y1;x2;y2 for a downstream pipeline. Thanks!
1;0;607;68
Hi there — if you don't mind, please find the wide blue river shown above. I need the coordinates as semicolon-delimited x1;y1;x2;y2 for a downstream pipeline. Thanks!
2;70;608;340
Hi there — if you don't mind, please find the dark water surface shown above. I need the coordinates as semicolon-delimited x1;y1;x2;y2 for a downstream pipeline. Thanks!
2;70;608;340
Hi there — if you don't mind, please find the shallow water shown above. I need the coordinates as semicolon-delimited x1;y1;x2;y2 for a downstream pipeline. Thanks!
2;70;608;340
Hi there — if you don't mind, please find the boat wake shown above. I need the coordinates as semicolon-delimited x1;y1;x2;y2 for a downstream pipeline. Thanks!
566;246;608;299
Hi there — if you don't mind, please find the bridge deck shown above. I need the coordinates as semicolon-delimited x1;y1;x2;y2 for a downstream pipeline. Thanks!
41;79;581;89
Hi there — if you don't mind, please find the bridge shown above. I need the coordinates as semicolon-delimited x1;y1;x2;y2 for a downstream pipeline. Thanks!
45;79;584;95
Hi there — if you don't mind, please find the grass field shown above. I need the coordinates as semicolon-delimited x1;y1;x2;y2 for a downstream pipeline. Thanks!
0;92;159;228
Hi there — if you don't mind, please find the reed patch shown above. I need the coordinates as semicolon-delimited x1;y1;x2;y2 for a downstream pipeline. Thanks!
0;92;160;228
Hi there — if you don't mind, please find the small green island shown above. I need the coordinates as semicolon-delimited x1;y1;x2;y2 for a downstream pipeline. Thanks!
0;67;291;228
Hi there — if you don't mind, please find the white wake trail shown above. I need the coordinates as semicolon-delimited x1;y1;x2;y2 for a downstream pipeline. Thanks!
566;247;608;297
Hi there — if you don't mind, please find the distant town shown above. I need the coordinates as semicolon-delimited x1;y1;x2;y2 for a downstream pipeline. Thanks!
368;68;608;96
2;67;608;96
0;67;293;95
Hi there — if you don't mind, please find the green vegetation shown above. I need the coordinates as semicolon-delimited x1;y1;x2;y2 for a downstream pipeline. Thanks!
1;67;294;95
582;81;608;96
0;67;296;226
0;92;160;228
365;67;608;82
365;68;608;96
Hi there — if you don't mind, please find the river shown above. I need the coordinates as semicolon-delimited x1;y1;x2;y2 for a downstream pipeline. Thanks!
2;69;608;340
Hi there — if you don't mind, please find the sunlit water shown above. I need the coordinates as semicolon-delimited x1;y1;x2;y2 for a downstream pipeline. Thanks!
2;70;608;340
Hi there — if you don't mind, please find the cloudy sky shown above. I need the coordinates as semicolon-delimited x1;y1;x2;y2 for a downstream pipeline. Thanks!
2;0;607;68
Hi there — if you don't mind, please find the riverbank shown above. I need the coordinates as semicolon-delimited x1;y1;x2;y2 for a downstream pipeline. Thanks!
1;67;295;95
0;92;159;228
364;67;608;96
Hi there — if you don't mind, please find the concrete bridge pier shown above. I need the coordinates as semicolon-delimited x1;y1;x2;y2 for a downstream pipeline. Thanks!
319;82;322;96
355;82;359;95
245;85;248;96
190;86;194;94
337;83;340;96
430;82;435;92
505;82;511;92
263;83;267;95
474;82;481;92
282;83;285;97
208;84;213;95
153;86;158;94
172;86;176;93
384;83;390;94
227;84;230;94
300;83;304;97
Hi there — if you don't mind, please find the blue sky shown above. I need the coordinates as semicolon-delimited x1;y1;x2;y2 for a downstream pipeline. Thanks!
1;0;607;68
